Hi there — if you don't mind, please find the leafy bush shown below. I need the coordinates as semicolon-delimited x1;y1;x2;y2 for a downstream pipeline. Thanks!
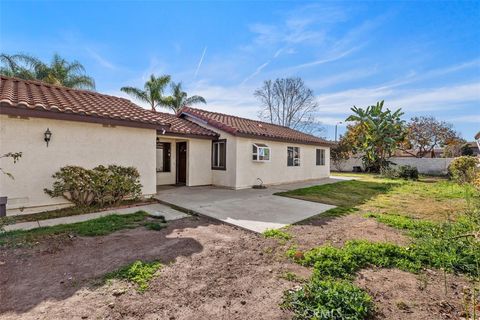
381;165;418;180
263;228;292;240
380;166;399;179
45;165;142;206
282;278;373;320
104;260;162;292
448;156;479;184
397;165;419;180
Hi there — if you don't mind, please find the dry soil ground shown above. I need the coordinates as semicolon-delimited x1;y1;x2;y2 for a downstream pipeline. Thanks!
0;212;472;320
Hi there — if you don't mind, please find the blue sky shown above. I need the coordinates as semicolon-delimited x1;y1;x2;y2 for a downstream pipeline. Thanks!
1;1;479;140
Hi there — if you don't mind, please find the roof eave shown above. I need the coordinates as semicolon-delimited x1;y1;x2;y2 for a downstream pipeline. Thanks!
0;103;169;131
158;130;219;140
235;132;333;146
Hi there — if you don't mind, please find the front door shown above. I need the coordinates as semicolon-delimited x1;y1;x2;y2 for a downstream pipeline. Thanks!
176;142;187;184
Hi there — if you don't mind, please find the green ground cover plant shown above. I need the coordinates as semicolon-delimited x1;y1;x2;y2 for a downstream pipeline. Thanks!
263;228;293;240
104;260;162;292
282;278;374;320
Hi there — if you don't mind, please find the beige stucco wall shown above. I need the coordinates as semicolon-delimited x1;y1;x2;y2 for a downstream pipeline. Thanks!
187;138;213;186
234;138;330;189
0;115;156;215
180;114;330;189
155;135;212;187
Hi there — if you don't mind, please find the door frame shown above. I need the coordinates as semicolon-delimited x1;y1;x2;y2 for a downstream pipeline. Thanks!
176;141;187;185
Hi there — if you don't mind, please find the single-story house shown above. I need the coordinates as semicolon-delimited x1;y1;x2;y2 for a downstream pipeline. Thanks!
0;76;332;215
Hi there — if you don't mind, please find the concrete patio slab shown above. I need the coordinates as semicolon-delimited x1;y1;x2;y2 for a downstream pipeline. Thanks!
3;203;188;232
155;177;340;233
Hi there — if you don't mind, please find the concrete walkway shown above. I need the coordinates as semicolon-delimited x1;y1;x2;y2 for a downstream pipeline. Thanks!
3;203;188;232
155;177;340;233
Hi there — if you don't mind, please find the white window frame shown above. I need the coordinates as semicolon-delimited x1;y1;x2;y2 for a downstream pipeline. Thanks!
212;139;226;170
287;146;300;167
316;148;325;166
252;143;271;162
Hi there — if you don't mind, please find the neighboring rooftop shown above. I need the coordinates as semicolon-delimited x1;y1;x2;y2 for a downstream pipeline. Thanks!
0;76;217;138
180;106;332;146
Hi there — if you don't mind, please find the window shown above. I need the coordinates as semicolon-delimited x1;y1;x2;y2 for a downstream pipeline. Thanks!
287;146;300;166
156;141;171;172
212;139;226;170
316;149;325;166
252;143;270;161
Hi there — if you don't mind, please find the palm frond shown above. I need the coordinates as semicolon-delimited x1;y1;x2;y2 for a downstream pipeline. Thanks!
121;87;150;104
185;95;206;106
65;75;96;90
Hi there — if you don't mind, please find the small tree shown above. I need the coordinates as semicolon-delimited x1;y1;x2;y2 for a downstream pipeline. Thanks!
346;101;406;173
254;77;323;134
402;116;461;158
330;138;351;171
0;152;22;179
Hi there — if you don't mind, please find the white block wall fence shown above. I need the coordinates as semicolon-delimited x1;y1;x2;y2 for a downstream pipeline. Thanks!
333;156;454;175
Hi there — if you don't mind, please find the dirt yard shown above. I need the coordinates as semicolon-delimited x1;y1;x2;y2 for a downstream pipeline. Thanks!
0;213;472;320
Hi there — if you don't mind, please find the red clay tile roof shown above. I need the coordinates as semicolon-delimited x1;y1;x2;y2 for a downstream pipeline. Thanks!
149;111;218;137
0;76;217;138
180;107;333;146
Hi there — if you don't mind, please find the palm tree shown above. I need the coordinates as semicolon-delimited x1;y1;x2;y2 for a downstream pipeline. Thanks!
0;54;35;79
164;82;206;113
120;74;171;111
0;53;96;90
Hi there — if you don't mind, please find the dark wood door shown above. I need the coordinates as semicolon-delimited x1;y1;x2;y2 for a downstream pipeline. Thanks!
176;142;187;184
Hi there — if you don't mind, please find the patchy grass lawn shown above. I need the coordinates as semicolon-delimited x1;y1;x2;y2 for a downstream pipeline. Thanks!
276;179;397;207
0;211;150;247
279;173;471;221
0;198;156;226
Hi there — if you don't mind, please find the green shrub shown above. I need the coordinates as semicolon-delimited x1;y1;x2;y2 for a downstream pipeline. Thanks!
45;165;142;206
263;228;292;240
448;156;479;184
104;260;162;292
380;166;399;179
397;165;419;180
381;165;418;180
282;278;373;320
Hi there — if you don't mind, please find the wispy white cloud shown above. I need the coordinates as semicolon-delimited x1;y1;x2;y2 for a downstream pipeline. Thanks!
316;81;480;115
241;60;271;84
287;47;360;71
194;47;207;78
86;48;116;70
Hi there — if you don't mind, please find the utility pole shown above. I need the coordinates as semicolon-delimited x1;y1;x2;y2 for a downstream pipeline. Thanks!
335;121;343;142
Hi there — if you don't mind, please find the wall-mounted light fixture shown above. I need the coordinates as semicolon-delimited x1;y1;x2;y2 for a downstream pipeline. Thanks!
44;128;52;147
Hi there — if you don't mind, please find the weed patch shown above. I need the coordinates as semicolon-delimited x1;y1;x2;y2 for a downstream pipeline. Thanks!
104;260;162;292
282;278;374;320
263;228;292;240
